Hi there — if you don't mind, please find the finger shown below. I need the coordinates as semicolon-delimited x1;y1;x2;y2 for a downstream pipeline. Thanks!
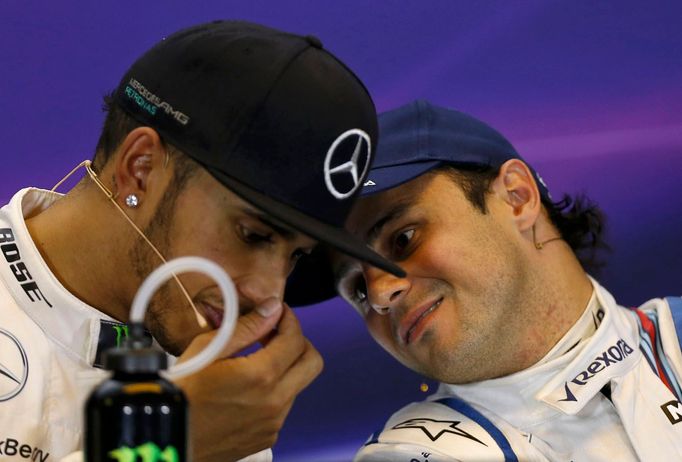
258;301;293;348
179;298;283;363
271;338;324;395
224;299;284;356
245;306;307;377
259;329;277;348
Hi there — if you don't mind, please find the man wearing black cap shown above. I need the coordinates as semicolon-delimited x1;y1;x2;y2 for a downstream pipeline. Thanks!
0;21;403;462
331;100;682;461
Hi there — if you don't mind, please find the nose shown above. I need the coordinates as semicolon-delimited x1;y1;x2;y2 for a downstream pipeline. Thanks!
364;265;410;315
235;259;289;312
236;274;287;313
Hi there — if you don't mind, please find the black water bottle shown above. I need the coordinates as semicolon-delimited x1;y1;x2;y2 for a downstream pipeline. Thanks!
85;322;188;462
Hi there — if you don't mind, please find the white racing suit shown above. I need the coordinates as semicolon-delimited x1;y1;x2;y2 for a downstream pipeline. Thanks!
356;280;682;461
0;188;271;462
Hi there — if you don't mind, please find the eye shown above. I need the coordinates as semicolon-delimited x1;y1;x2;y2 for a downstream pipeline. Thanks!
238;225;272;244
392;229;415;256
354;277;368;303
291;247;313;262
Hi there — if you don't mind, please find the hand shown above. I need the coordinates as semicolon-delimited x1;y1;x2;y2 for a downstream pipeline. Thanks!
175;300;323;462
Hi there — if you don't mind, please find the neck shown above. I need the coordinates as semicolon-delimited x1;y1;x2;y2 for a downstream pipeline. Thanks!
511;241;594;372
25;184;138;322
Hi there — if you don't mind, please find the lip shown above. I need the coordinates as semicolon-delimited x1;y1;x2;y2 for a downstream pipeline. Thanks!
398;297;443;345
200;302;224;329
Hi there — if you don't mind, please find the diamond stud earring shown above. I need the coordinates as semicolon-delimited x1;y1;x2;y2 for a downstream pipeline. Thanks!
125;194;139;208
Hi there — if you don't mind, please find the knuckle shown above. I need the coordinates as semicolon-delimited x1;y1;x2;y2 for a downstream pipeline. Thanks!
289;330;306;353
234;316;260;340
259;369;277;388
305;341;324;372
242;312;264;331
312;350;324;373
238;359;264;386
261;396;285;417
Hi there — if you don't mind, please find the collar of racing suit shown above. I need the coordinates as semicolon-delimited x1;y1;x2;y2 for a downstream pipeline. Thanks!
537;287;602;365
0;188;153;368
435;277;640;427
429;279;682;460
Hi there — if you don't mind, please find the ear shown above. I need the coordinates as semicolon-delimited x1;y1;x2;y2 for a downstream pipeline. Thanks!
111;127;169;209
491;159;541;232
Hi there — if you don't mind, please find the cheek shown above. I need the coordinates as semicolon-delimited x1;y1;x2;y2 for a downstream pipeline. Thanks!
166;222;225;259
167;222;249;271
408;233;468;282
417;226;503;290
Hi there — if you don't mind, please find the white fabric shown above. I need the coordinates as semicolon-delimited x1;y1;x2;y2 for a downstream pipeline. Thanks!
355;279;682;461
0;188;271;462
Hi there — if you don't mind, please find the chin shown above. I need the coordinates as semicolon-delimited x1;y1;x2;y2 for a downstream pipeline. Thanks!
413;352;466;384
149;327;187;357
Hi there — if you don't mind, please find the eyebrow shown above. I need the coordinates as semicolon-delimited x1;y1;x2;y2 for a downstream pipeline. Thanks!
241;208;296;240
365;199;416;247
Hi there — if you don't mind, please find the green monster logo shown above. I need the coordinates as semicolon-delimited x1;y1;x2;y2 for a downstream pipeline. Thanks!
108;442;179;462
112;325;129;348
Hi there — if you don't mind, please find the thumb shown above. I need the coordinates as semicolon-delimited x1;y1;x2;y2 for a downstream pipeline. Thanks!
224;298;284;356
178;298;284;363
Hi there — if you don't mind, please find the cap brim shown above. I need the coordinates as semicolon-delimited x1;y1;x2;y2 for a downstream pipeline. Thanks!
208;169;406;305
361;160;442;196
284;245;337;306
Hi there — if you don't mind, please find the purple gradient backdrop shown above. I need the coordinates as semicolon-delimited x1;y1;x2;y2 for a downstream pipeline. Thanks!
2;1;681;460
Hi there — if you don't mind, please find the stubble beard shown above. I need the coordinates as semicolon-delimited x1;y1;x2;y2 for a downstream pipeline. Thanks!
421;244;530;384
128;196;188;357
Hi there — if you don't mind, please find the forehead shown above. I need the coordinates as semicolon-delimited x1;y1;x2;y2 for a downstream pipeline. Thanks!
346;172;444;234
333;172;445;281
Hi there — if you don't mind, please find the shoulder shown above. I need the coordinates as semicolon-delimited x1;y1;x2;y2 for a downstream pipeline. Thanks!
0;303;85;460
0;292;54;458
355;397;523;462
633;296;682;350
0;281;50;354
628;296;682;398
662;296;682;337
0;281;52;407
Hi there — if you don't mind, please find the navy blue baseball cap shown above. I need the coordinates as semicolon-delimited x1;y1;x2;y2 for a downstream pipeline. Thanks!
361;99;551;200
286;99;552;306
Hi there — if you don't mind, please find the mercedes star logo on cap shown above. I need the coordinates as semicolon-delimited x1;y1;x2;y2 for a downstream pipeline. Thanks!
324;128;371;200
0;328;29;402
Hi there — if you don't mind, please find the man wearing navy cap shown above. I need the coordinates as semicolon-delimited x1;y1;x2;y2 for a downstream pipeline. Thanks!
330;100;682;460
0;21;404;462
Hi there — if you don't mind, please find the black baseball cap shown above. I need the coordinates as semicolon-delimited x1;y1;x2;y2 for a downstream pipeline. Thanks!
114;20;405;306
361;99;552;200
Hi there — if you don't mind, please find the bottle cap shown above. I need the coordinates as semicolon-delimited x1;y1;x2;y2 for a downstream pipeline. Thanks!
102;322;167;373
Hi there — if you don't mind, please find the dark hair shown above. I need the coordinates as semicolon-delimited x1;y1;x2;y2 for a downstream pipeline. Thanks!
92;91;199;189
438;164;608;273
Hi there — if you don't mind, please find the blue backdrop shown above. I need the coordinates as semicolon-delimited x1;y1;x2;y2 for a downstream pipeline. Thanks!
2;1;681;460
